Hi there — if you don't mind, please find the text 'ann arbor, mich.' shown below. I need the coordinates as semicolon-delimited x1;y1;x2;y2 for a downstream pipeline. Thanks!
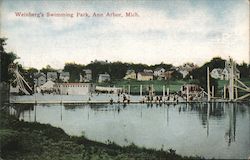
14;12;140;18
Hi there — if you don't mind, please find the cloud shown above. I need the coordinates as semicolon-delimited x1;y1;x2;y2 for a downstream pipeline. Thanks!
1;0;249;69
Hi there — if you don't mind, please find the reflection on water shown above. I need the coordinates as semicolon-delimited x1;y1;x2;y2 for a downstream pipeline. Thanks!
9;102;250;159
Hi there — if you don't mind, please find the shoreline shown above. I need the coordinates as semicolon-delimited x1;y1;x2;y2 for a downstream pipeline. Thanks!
0;110;203;160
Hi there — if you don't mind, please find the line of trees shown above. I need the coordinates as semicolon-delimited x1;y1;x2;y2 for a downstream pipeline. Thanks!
62;61;181;82
1;37;250;90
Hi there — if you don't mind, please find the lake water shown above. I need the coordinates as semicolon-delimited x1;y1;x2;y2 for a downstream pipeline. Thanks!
10;103;250;159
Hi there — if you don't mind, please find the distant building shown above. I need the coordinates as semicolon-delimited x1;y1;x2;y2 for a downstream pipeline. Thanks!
153;68;166;77
34;72;46;87
81;69;92;82
176;63;198;78
59;72;70;82
178;70;189;78
124;70;136;80
163;71;174;80
98;73;111;83
210;60;240;80
47;72;58;82
39;80;55;92
143;69;153;73
137;72;153;81
55;83;93;95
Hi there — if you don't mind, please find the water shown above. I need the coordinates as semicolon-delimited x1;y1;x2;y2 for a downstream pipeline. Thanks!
10;103;250;159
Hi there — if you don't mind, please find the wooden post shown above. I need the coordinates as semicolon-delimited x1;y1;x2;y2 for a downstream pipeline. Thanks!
235;81;238;99
163;85;165;97
34;92;37;104
34;105;37;122
207;67;211;102
167;88;169;96
212;85;214;98
207;103;210;136
223;85;226;99
229;59;234;101
151;84;154;96
128;85;130;95
140;85;142;97
60;84;63;104
187;85;189;102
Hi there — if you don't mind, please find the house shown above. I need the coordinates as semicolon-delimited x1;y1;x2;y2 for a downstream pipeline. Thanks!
178;69;189;78
176;63;198;78
143;69;153;73
210;60;240;80
39;80;55;92
163;71;174;80
34;72;46;87
98;73;110;83
137;72;153;81
47;72;58;81
82;69;92;82
210;68;224;80
153;68;166;77
59;72;70;82
124;70;136;80
55;83;93;95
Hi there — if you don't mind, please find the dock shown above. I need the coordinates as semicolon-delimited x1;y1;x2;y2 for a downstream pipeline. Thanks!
9;93;248;105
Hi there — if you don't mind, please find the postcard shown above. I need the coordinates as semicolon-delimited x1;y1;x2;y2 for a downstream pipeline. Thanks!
0;0;249;159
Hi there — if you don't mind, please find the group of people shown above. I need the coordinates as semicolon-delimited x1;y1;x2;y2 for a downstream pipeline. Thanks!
141;94;180;103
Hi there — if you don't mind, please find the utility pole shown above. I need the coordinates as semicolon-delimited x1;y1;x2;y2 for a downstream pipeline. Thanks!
140;85;142;97
207;67;211;102
229;60;234;101
163;85;165;97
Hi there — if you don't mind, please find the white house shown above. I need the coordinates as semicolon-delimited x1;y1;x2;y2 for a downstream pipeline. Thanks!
137;72;153;81
39;80;55;91
210;68;224;80
176;63;198;78
124;70;136;80
59;72;70;82
210;60;240;80
47;72;58;82
34;72;46;87
81;69;92;82
98;73;111;83
153;68;165;77
178;69;189;78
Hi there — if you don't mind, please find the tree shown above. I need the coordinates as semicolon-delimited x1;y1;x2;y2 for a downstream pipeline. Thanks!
171;70;183;80
40;65;56;73
149;63;173;71
237;62;250;79
0;38;18;82
63;63;85;82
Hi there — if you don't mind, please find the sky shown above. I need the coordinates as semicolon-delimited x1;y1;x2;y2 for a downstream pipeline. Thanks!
1;0;249;69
